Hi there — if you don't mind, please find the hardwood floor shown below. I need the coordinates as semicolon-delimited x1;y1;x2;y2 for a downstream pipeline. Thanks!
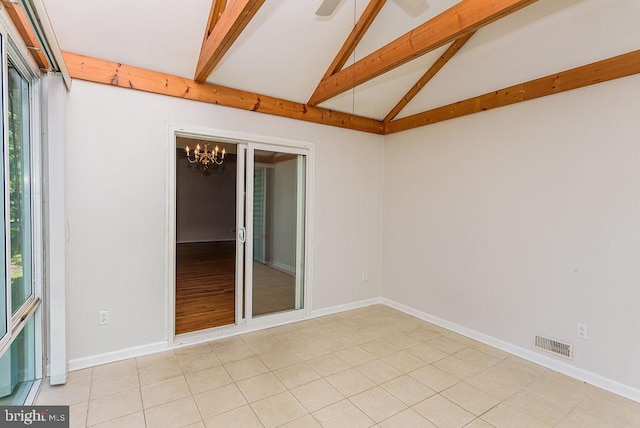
175;241;297;334
175;241;236;334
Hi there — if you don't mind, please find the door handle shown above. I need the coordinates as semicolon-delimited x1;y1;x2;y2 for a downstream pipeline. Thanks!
238;226;246;244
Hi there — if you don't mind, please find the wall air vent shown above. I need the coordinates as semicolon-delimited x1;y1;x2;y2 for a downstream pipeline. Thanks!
534;334;573;360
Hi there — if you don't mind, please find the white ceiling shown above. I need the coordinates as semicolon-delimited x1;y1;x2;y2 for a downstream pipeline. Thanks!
42;0;640;122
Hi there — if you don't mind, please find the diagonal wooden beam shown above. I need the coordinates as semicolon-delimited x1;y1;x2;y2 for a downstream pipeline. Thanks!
194;0;264;82
385;49;640;134
383;32;475;123
318;0;387;83
201;0;228;46
308;0;538;105
63;52;384;134
1;0;50;70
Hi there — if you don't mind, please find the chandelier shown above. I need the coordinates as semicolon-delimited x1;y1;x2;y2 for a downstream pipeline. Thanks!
185;142;225;169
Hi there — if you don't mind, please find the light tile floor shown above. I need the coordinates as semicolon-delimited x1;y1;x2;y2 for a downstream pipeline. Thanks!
35;305;640;427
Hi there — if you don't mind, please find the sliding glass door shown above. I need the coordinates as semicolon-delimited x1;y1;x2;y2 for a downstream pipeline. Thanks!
0;41;42;404
171;135;310;333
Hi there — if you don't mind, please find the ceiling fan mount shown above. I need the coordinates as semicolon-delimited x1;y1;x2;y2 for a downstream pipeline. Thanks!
316;0;429;17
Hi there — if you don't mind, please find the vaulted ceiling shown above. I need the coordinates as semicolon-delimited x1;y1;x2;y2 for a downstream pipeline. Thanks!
37;0;640;134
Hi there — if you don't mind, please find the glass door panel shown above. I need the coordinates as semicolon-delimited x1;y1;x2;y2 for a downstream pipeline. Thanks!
251;150;306;318
7;62;32;315
175;138;238;333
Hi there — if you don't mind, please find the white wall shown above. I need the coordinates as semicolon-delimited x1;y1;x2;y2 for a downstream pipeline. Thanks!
382;75;640;391
64;80;384;361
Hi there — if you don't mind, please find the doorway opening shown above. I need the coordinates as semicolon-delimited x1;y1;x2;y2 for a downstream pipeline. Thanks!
175;137;238;334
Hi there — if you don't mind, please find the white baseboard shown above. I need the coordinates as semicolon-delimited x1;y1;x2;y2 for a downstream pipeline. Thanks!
68;341;169;371
309;297;383;318
381;298;640;404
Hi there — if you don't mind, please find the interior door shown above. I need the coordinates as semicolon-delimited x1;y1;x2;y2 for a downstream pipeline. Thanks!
245;145;307;319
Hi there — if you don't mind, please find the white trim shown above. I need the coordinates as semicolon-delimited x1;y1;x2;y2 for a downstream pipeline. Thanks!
309;297;383;319
0;23;9;354
302;145;315;318
381;298;640;404
235;144;246;326
294;154;304;310
68;341;169;372
28;51;44;385
164;126;177;345
245;145;254;321
42;74;67;384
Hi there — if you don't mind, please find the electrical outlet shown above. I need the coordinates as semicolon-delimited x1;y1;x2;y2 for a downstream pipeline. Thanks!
576;322;588;340
361;271;368;281
98;310;110;326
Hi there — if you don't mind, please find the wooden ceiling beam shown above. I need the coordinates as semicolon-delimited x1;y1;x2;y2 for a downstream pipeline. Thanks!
194;0;264;82
385;49;640;134
383;32;475;123
308;0;538;105
63;52;384;134
1;0;50;70
201;0;228;46
318;0;387;83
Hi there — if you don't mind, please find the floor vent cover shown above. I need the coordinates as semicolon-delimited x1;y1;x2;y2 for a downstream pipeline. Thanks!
534;334;573;360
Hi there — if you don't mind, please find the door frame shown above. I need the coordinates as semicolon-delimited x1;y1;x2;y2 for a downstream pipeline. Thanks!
165;124;315;345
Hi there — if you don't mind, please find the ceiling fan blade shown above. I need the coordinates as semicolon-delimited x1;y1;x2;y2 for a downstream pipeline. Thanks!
316;0;343;16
